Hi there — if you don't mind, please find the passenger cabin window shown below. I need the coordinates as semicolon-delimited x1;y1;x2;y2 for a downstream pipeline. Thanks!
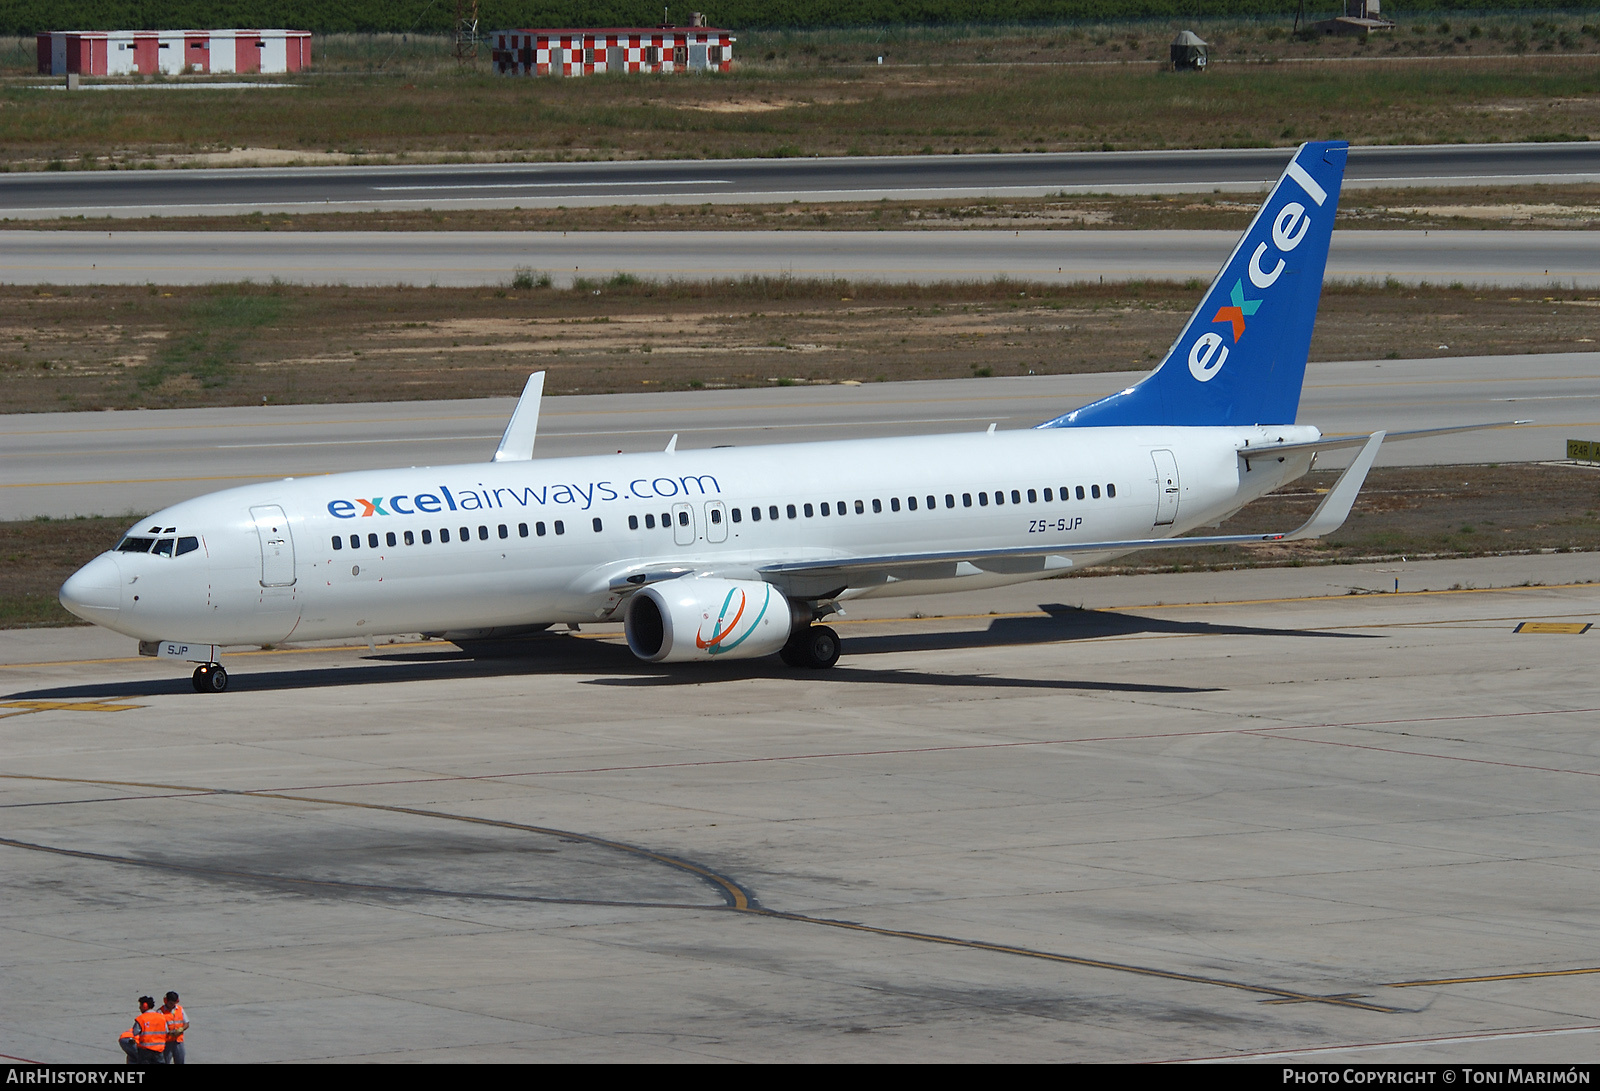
907;496;918;511
820;503;830;517
890;498;900;512
1044;488;1053;502
993;491;1004;506
368;533;379;549
519;523;529;537
386;532;397;547
677;511;688;527
555;520;565;535
478;525;489;541
332;536;343;551
498;524;508;539
963;493;972;507
804;503;814;518
423;530;433;544
872;499;882;513
645;514;655;529
350;534;362;549
536;522;547;536
769;506;780;521
592;518;603;533
440;528;451;543
1076;486;1086;500
1091;485;1101;499
978;493;988;507
750;507;761;522
1107;483;1117;498
731;508;742;523
711;509;723;524
404;530;414;546
629;515;640;530
786;504;797;519
945;494;955;509
459;526;470;541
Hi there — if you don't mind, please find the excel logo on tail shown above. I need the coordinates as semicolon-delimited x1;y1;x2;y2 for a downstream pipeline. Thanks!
1212;280;1261;343
1189;279;1261;381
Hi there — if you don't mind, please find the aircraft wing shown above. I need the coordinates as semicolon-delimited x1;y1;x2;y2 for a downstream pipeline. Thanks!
757;432;1385;589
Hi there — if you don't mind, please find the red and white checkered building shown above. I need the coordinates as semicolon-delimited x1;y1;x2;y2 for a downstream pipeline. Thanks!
491;27;734;76
37;30;311;76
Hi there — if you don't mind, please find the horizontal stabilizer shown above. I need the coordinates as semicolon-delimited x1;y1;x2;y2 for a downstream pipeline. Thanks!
1240;420;1525;460
492;371;545;463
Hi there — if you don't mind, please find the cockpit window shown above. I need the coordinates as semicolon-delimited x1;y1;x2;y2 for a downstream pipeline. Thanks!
152;538;175;557
176;536;199;557
116;537;155;553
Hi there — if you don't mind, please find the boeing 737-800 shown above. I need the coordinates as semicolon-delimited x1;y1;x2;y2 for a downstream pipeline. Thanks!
57;141;1501;692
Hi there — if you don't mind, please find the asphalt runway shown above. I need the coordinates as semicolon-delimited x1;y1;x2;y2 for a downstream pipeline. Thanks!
5;228;1599;289
2;142;1597;218
5;354;1595;520
5;553;1599;1062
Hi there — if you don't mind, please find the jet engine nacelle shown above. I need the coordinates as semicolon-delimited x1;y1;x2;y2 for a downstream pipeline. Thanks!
624;578;792;663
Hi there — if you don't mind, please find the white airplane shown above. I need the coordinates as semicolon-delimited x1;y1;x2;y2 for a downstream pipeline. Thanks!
57;141;1498;692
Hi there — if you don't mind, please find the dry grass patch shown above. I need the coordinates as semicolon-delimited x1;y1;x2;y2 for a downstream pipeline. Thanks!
5;279;1597;413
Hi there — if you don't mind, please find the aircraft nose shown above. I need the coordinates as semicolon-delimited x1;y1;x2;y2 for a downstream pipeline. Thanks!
60;555;121;623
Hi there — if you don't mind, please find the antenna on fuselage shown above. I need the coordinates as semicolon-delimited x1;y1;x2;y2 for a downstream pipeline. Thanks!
665;434;678;454
492;371;545;462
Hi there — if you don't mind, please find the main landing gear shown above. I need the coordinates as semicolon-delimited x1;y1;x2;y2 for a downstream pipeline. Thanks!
192;662;229;693
780;625;841;670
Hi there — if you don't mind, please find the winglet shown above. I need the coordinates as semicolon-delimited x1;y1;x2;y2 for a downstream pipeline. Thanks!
1282;430;1384;541
665;433;678;454
491;372;545;463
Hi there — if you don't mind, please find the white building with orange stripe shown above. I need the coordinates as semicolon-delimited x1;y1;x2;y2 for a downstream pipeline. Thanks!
37;30;311;76
491;26;734;76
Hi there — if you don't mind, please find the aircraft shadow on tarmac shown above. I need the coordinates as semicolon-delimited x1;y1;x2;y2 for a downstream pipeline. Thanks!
7;605;1366;701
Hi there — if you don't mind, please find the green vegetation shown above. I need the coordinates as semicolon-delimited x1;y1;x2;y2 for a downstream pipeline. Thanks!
0;48;1596;169
0;3;1585;35
140;291;284;393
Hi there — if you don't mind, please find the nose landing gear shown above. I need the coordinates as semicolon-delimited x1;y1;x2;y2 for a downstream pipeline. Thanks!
192;663;229;693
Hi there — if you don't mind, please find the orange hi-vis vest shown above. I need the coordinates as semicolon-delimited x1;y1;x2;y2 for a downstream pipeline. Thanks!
134;1009;167;1050
162;1003;186;1043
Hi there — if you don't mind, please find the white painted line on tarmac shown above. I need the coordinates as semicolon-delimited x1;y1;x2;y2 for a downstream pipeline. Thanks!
1182;1023;1600;1063
370;179;734;191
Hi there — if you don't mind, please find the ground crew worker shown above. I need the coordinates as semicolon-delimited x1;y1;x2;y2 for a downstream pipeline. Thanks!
159;991;188;1064
131;995;166;1064
117;1027;136;1064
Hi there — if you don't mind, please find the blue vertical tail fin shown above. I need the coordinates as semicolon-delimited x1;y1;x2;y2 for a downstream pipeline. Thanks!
1039;141;1348;430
